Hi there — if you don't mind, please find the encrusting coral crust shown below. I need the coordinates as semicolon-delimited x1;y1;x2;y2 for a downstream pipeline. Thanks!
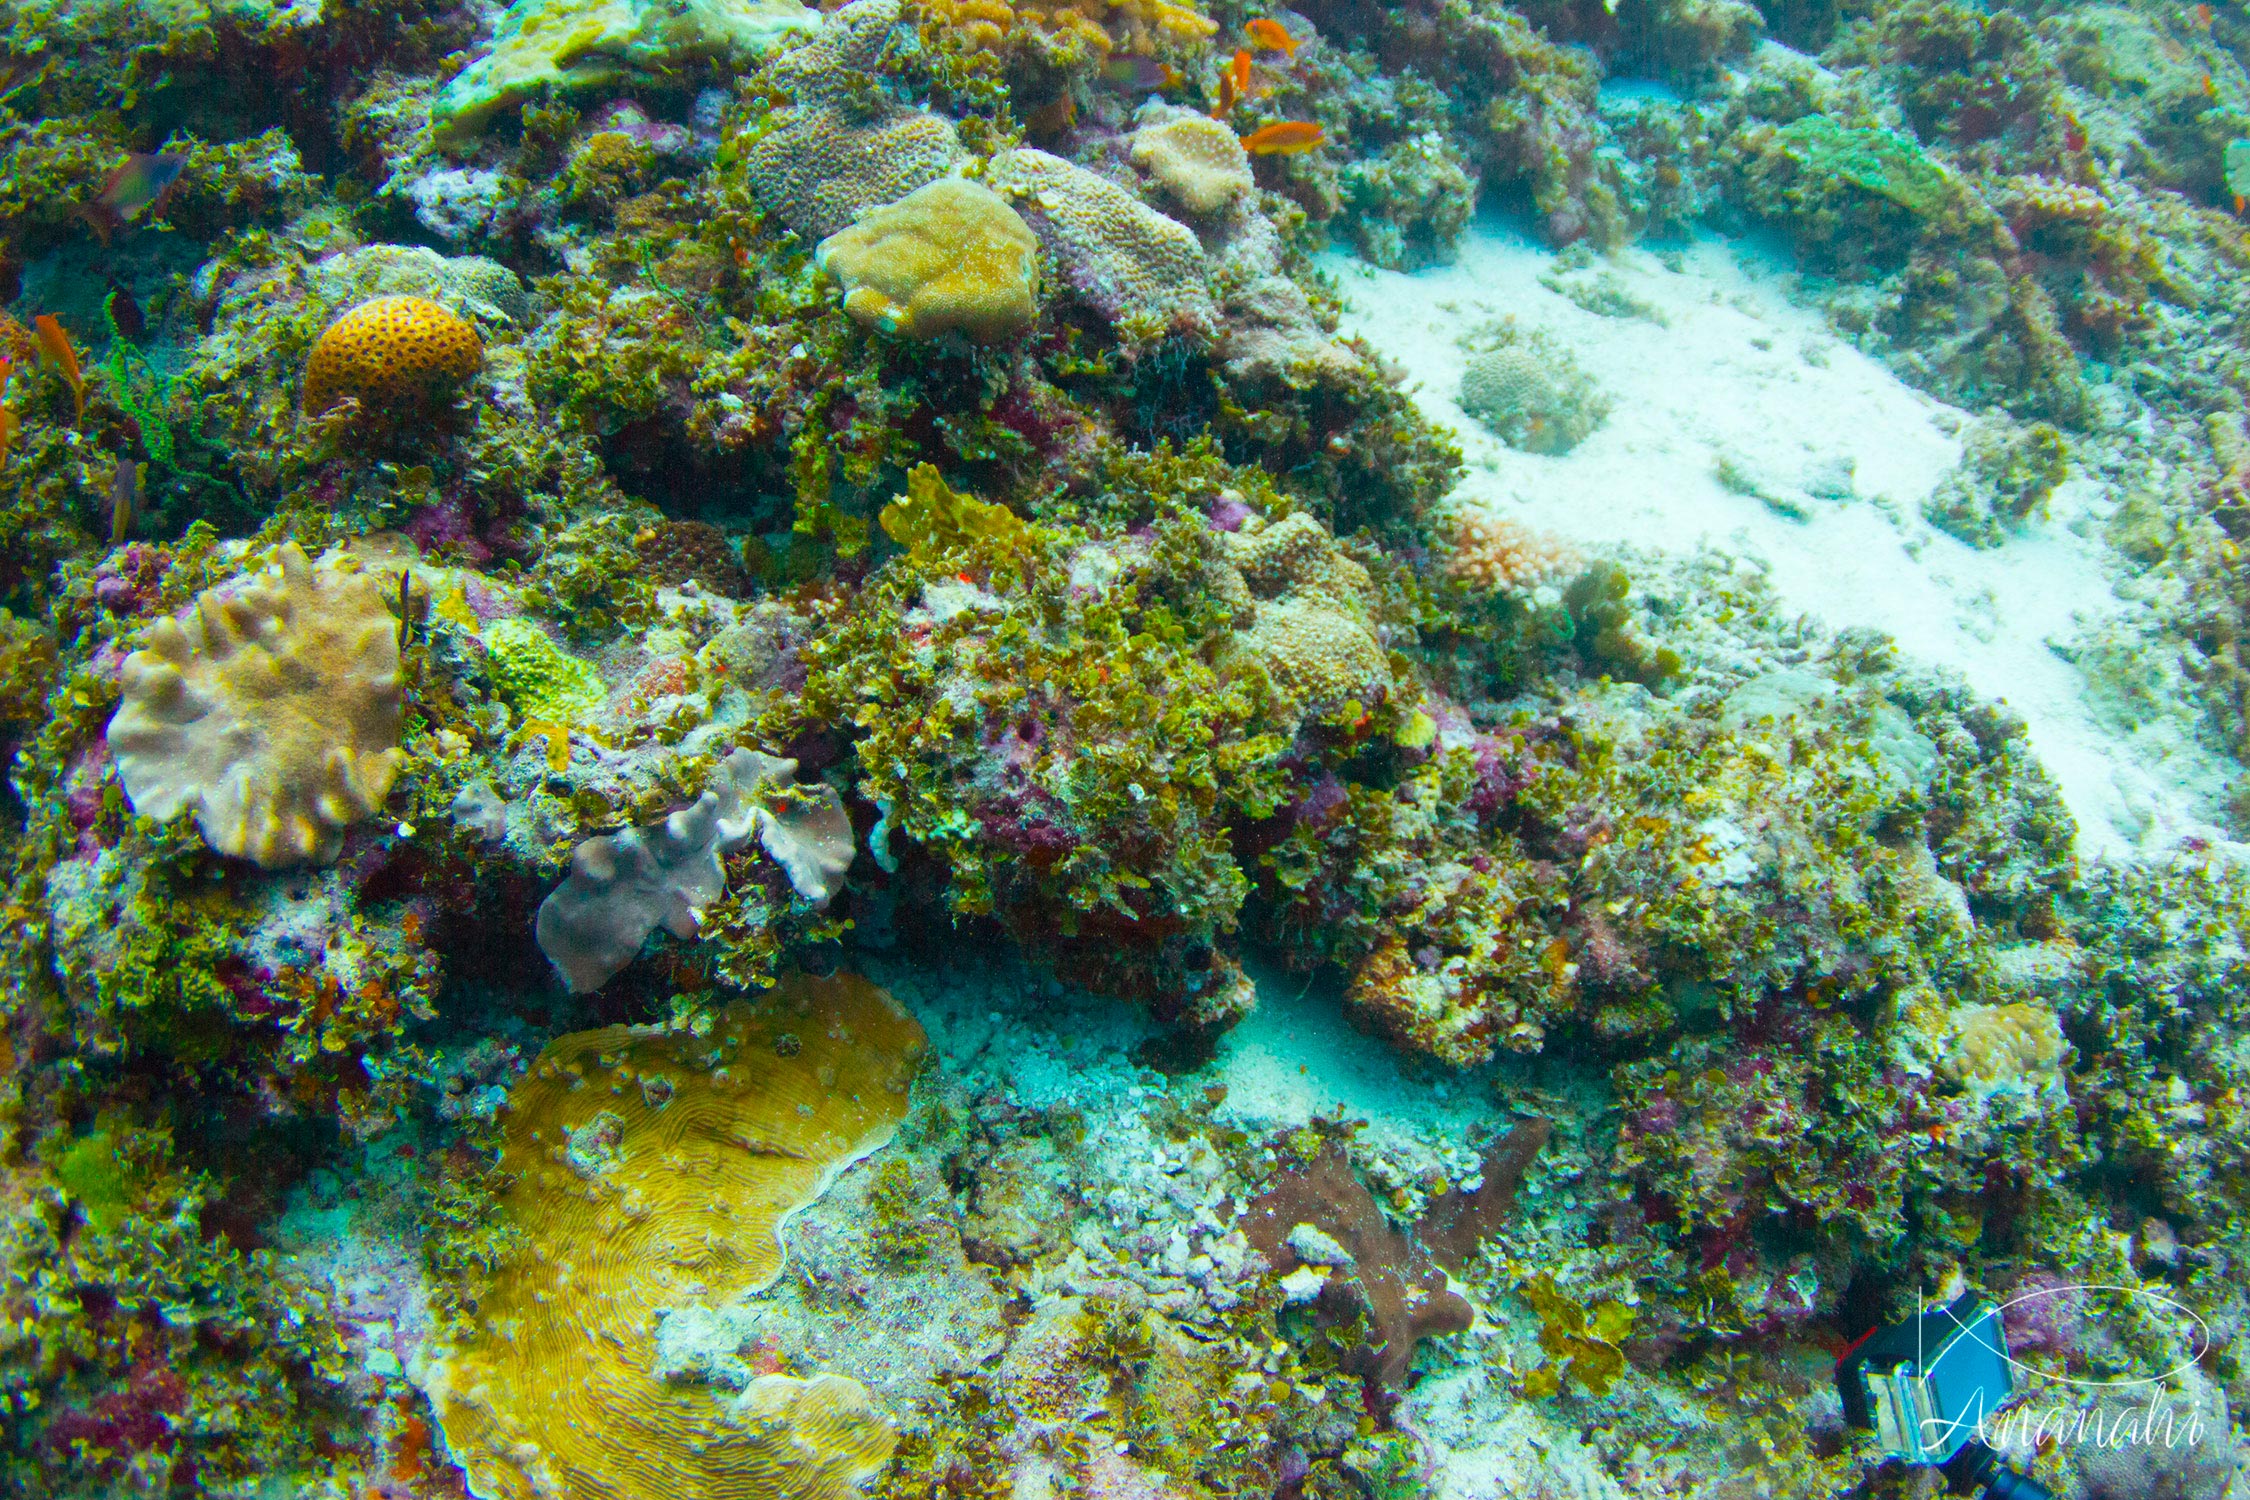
426;973;922;1500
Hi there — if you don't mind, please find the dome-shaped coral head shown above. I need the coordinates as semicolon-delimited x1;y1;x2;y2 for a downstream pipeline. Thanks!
301;295;483;417
107;543;405;869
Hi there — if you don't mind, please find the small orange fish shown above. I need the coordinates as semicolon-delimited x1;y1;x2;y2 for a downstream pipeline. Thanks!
1241;119;1325;155
32;314;83;425
2195;2;2215;27
1246;17;1298;56
1212;47;1253;116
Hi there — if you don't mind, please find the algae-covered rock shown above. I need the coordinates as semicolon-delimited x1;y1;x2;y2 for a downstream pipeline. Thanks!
816;179;1040;343
434;0;820;139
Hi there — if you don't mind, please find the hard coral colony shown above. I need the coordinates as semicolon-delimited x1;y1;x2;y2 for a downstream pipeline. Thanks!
0;0;2246;1497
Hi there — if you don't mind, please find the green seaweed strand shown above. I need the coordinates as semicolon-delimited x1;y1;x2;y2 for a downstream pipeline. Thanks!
103;290;175;472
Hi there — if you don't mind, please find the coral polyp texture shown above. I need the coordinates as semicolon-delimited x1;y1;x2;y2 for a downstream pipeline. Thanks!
106;543;404;868
300;295;484;416
987;147;1219;337
815;179;1041;342
426;974;922;1499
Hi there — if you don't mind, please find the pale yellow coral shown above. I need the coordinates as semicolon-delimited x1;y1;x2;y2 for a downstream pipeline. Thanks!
433;0;820;137
427;973;923;1500
1130;113;1252;215
816;179;1040;342
107;544;404;869
1209;513;1391;715
1946;1002;2068;1094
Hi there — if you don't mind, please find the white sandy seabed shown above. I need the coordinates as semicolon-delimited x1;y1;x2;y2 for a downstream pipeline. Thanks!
1322;219;2246;862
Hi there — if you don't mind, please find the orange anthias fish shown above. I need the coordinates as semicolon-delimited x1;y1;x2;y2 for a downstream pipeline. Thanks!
32;314;84;425
1246;17;1298;56
1241;120;1326;155
1211;47;1253;117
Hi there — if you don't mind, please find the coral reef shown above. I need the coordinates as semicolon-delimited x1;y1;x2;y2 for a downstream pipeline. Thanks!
988;147;1220;339
107;543;404;869
426;974;922;1498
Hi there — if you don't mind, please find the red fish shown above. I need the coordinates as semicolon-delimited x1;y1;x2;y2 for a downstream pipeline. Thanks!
1246;17;1298;56
1240;119;1325;155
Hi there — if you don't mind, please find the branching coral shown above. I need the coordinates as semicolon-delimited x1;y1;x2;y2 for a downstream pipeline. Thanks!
426;974;922;1499
107;543;404;869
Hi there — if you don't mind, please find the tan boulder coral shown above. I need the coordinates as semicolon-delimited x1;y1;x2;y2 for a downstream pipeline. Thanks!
744;0;963;241
1208;512;1391;715
987;147;1219;339
815;179;1040;342
107;543;404;869
425;974;923;1500
1130;112;1253;216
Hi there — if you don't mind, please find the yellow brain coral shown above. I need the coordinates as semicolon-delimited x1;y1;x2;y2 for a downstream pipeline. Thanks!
427;973;925;1500
816;179;1040;342
1130;113;1253;215
301;295;483;415
107;543;404;869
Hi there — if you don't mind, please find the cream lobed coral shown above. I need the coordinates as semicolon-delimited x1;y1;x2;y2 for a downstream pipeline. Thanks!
107;544;404;870
815;179;1040;342
1129;112;1253;216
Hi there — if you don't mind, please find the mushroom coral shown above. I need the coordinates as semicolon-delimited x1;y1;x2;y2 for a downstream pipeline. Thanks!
107;543;404;869
426;973;924;1499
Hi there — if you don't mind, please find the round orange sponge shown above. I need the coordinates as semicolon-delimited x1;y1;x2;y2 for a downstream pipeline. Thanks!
302;296;482;415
